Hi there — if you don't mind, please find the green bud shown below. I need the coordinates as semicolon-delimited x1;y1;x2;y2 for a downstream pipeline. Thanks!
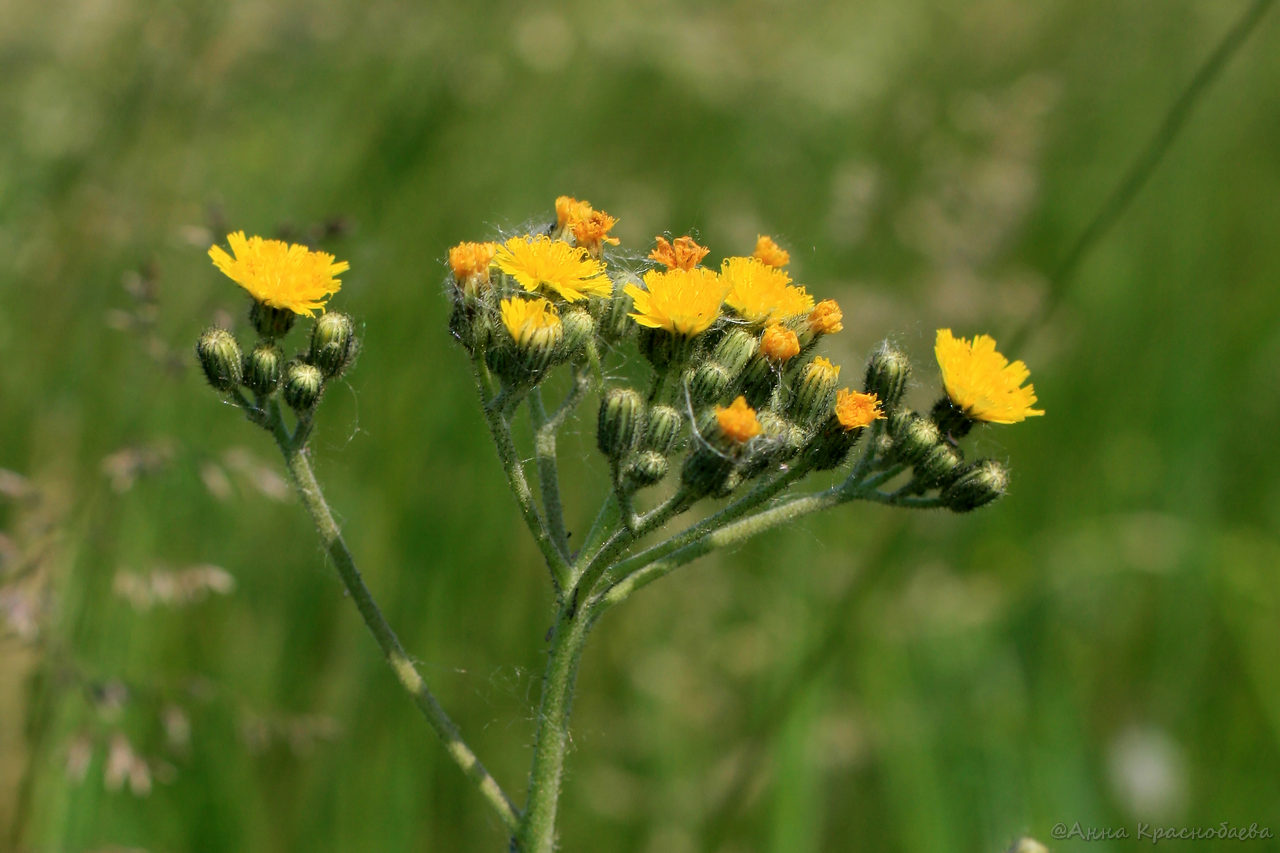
597;388;645;461
250;301;296;339
915;441;962;487
644;405;683;455
805;419;859;471
689;362;732;406
710;329;758;376
243;342;284;396
931;397;975;439
196;328;243;392
739;411;799;480
889;411;942;466
736;356;779;409
559;309;595;358
790;357;841;427
681;442;735;499
711;469;743;499
863;341;911;411
637;328;696;373
598;278;636;343
941;459;1008;512
283;362;324;412
310;312;357;378
622;450;668;490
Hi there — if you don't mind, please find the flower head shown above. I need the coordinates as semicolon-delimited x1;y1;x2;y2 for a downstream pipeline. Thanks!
500;296;562;349
571;209;621;254
934;329;1044;424
807;299;844;335
649;235;710;270
715;396;762;443
208;231;348;316
624;267;726;336
752;235;790;268
449;241;498;293
834;389;884;431
495;235;611;302
555;195;596;230
760;323;800;362
721;256;813;324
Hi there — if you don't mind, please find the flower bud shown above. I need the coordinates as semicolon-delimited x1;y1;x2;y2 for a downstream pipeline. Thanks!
597;388;645;461
689;362;732;405
598;277;636;343
760;324;801;363
790;356;841;427
196;328;243;392
941;459;1008;512
736;356;779;409
681;397;760;497
863;341;910;411
915;441;962;487
681;444;735;498
283;362;324;412
309;312;357;378
805;420;859;471
637;327;696;373
243;342;284;396
888;410;941;466
622;450;668;490
930;397;975;439
644;405;683;455
710;329;758;376
250;301;296;339
559;309;595;358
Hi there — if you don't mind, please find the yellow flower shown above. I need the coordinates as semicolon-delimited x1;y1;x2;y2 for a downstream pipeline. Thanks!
500;296;562;349
760;323;800;362
721;256;813;324
834;389;884;431
570;209;621;255
807;299;843;335
715;396;762;443
624;267;726;336
752;234;790;268
208;231;348;316
448;241;498;289
494;235;611;302
934;329;1044;424
555;195;595;230
649;235;710;270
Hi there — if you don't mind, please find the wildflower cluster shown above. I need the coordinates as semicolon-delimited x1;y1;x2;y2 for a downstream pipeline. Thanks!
195;200;1043;853
447;196;1042;529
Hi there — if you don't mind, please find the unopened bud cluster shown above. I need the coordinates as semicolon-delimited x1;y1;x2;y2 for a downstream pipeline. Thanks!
197;233;359;418
447;197;1044;516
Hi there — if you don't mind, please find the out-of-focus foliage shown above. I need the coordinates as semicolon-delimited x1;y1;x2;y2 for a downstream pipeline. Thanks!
3;1;1279;850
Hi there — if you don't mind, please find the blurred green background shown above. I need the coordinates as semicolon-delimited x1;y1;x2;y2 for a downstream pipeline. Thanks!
3;0;1280;850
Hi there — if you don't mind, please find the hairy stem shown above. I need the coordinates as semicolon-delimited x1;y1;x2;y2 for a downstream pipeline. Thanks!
472;358;572;587
274;426;520;832
530;389;570;559
516;606;593;852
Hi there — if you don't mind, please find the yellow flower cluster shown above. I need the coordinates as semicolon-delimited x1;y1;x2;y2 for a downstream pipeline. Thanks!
433;195;1042;510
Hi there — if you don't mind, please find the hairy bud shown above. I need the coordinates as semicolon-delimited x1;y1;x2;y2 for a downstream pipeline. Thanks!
196;329;243;393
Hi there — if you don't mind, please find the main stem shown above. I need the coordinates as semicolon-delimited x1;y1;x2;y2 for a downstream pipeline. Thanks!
517;605;594;852
277;431;520;833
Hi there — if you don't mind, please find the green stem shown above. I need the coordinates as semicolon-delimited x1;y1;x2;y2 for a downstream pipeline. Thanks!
273;425;520;833
530;389;570;559
472;358;572;587
516;606;594;852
